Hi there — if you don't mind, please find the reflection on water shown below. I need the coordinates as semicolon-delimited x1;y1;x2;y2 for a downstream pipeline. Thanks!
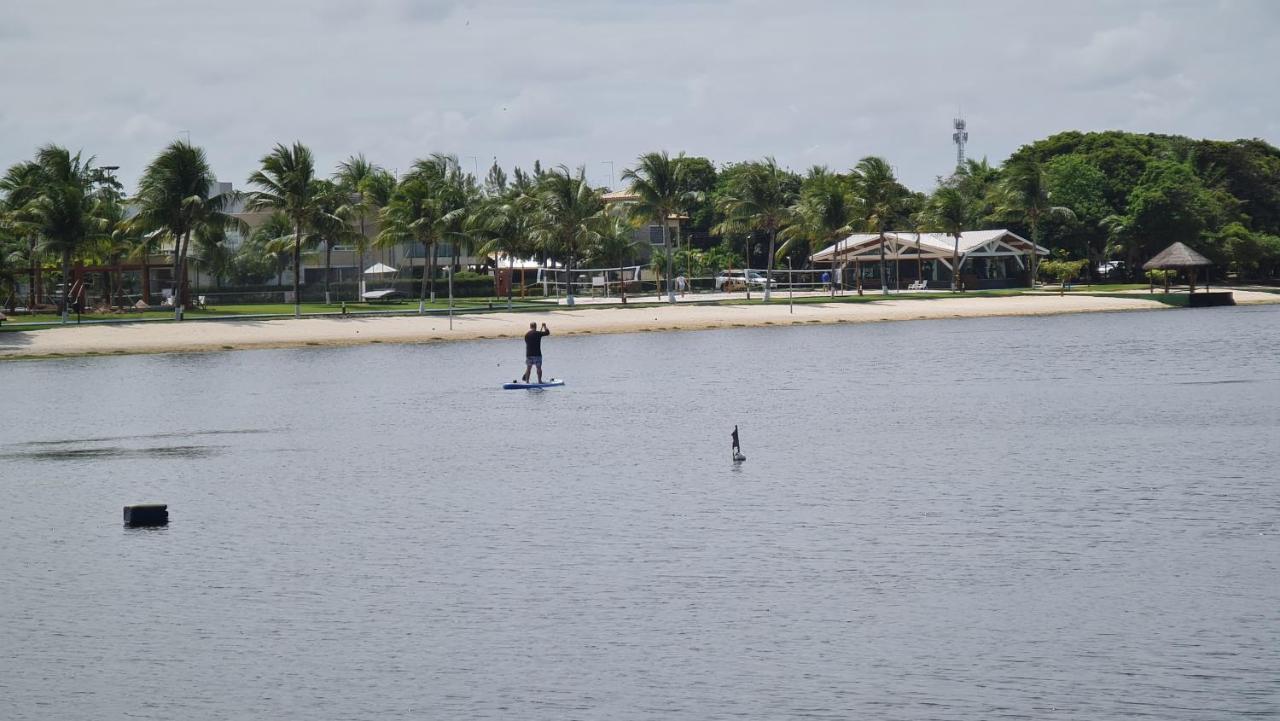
0;445;218;461
0;429;263;461
1;306;1278;721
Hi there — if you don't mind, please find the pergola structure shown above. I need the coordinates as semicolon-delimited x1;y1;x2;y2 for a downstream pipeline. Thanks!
1142;242;1212;293
809;229;1049;289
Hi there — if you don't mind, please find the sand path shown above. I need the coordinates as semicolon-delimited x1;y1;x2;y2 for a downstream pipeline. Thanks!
2;291;1276;359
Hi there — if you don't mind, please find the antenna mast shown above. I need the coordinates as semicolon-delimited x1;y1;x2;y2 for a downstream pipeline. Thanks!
952;117;968;170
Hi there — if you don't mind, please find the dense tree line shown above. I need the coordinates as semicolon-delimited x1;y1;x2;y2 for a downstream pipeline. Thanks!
3;130;1278;317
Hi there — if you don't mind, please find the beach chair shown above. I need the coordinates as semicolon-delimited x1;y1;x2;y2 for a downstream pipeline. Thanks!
919;280;928;290
196;295;207;309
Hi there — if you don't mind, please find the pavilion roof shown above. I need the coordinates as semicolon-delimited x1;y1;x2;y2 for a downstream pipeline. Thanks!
810;229;1047;263
1142;242;1212;269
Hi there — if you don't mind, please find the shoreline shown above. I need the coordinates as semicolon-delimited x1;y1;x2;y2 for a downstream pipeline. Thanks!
2;291;1276;360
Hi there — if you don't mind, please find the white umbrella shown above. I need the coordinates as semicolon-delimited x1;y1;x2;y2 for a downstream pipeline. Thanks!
364;263;396;275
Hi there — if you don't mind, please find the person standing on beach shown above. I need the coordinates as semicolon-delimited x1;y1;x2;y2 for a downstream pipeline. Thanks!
522;322;550;383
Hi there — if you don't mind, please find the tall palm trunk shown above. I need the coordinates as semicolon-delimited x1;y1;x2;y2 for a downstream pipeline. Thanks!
429;241;438;303
356;217;366;303
418;239;431;313
60;249;71;323
764;227;776;301
324;239;333;305
1029;215;1040;288
507;254;514;309
170;232;184;320
618;254;627;304
916;233;923;287
664;219;675;303
565;248;576;306
952;234;961;292
141;254;150;306
292;221;302;318
27;236;37;308
878;231;888;295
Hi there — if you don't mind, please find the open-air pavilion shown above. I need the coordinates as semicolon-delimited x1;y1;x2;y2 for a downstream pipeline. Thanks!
809;229;1049;290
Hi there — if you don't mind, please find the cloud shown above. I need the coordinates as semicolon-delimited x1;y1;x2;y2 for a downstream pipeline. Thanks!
0;0;1276;193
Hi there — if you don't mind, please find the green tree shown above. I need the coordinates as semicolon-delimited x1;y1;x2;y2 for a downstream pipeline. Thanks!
471;181;539;308
1123;160;1217;263
621;151;686;302
995;155;1075;287
715;157;797;301
1;161;45;308
246;142;320;318
240;212;294;285
927;180;975;292
588;214;641;302
1039;258;1089;295
530;165;605;307
134;140;239;319
851;156;907;294
309;179;359;304
1042;155;1113;277
333;154;391;302
779;168;856;298
20;146;111;322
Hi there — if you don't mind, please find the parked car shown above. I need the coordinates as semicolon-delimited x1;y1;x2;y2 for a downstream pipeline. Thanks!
714;270;773;291
362;288;406;303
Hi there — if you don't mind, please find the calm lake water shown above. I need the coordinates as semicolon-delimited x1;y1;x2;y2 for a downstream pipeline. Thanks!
2;305;1278;720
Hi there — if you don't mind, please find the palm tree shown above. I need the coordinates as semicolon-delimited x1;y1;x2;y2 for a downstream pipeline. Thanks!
333;154;388;301
716;157;796;301
471;184;538;309
1;161;44;308
995;155;1076;287
589;214;641;303
94;194;139;309
246;142;319;318
852;156;905;295
307;179;358;305
21;146;110;322
621;151;684;303
927;182;972;292
377;176;440;312
134;140;239;319
779;168;856;298
530;166;605;307
247;212;296;285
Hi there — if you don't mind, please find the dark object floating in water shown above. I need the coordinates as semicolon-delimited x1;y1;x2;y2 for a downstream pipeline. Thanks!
1187;291;1234;307
124;503;168;527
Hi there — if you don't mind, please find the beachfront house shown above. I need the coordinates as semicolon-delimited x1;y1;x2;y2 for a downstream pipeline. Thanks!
809;229;1049;290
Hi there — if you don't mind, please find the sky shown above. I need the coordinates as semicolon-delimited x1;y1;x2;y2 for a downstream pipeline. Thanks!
2;0;1278;193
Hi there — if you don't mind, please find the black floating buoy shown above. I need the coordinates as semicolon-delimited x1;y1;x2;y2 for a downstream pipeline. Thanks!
124;504;169;527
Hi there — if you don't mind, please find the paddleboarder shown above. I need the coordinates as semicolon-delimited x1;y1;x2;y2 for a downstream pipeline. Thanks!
522;322;551;383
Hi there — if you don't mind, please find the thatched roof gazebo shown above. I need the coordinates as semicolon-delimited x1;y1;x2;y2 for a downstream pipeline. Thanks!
1143;242;1212;293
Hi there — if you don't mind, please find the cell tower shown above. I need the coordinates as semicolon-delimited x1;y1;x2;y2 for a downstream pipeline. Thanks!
952;117;968;169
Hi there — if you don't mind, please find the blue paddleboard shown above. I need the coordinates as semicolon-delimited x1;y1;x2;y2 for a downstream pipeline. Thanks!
503;379;565;390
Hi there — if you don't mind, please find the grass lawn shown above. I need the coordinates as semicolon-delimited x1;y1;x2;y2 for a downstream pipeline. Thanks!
0;297;552;329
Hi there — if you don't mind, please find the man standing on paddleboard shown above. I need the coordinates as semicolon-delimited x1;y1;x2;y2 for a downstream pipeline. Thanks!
523;322;551;383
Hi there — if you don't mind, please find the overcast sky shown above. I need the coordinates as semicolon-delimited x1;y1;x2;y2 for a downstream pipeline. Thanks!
2;0;1277;192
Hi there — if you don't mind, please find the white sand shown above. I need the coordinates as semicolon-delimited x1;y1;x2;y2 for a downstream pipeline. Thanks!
2;291;1276;359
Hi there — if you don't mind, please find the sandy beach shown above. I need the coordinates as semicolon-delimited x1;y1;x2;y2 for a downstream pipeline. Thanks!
2;290;1276;359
